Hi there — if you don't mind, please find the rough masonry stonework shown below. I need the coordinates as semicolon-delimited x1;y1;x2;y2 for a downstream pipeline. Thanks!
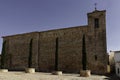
2;10;108;74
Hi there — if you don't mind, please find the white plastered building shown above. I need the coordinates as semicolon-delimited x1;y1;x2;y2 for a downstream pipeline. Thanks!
114;51;120;77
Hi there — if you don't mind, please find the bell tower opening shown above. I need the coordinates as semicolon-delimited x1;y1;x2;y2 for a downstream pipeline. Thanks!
94;18;99;28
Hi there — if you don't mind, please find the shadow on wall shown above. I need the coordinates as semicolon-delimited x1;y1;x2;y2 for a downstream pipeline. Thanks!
104;73;120;80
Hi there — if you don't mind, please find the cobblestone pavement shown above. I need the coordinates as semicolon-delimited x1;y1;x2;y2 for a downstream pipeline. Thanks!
0;71;119;80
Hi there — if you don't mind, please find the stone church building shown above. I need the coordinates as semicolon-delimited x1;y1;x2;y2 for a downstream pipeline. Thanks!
2;9;108;74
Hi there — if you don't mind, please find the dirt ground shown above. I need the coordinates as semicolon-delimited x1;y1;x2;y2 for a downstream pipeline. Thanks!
0;71;119;80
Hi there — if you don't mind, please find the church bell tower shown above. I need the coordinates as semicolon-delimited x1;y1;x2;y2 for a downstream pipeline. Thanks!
86;7;107;74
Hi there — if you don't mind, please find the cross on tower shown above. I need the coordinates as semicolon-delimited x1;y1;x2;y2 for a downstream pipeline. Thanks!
94;3;97;10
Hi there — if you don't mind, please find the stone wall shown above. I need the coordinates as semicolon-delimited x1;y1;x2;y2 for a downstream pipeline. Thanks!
3;32;39;70
38;26;87;73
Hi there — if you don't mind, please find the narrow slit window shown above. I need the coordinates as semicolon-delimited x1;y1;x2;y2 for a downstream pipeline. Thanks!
94;18;99;28
95;55;97;61
118;68;119;74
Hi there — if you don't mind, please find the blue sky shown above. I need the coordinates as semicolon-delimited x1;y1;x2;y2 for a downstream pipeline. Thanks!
0;0;118;53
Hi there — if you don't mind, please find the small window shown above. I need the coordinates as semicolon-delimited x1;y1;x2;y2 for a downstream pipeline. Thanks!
118;68;119;74
108;61;110;65
95;55;97;61
94;18;99;28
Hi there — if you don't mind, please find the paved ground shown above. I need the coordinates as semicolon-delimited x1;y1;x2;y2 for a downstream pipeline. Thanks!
0;71;119;80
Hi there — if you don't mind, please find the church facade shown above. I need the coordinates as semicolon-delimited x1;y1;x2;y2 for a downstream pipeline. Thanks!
2;10;108;74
